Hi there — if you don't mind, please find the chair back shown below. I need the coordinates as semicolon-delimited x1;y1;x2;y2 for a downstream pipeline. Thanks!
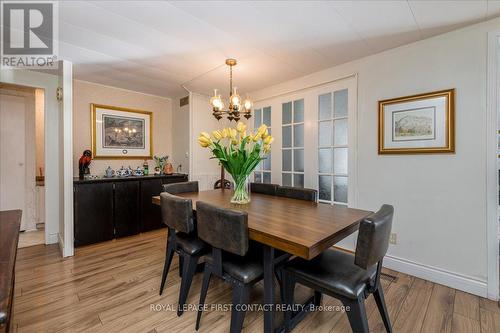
276;186;318;202
354;205;394;269
196;201;249;256
250;182;278;196
163;181;199;194
160;192;194;234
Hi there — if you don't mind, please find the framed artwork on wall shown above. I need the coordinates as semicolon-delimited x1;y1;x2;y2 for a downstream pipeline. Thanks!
378;89;455;154
91;104;153;159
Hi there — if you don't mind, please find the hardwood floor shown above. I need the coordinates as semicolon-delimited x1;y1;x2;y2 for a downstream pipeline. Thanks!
12;230;500;333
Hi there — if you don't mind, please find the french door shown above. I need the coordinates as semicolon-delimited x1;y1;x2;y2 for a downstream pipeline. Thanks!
253;76;357;207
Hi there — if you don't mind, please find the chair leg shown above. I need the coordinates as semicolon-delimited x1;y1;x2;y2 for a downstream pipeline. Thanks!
343;296;369;333
282;271;296;333
373;287;393;333
230;283;250;333
159;240;175;295
313;291;322;306
275;269;285;304
178;255;184;277
196;267;212;331
177;254;199;316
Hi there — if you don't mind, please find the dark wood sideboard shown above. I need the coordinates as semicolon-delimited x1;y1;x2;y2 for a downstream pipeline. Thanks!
0;210;22;333
73;174;188;247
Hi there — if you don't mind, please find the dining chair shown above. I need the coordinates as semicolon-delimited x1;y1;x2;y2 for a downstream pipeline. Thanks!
159;191;208;317
276;185;318;202
281;205;394;333
162;180;199;194
163;181;201;277
250;182;279;195
195;201;264;333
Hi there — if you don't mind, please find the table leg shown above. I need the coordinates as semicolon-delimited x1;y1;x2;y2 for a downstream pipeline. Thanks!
263;244;275;333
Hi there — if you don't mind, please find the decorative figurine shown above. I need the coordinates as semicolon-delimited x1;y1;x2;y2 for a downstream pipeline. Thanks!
78;150;92;179
133;167;143;177
143;160;149;176
116;166;125;177
154;166;161;175
105;166;114;178
153;155;169;175
164;162;174;175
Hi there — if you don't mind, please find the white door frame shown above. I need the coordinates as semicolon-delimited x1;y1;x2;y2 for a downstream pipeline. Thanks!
486;29;500;300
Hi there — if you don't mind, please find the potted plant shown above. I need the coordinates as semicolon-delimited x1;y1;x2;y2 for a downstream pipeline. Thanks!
198;122;274;204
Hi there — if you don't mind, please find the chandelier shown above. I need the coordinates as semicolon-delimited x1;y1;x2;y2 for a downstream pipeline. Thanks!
210;59;253;121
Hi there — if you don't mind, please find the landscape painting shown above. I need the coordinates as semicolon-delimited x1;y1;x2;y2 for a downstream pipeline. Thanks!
378;89;455;154
91;104;152;159
392;107;435;142
103;115;145;149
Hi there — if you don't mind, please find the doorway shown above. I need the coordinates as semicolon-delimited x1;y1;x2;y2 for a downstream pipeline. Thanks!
0;82;45;247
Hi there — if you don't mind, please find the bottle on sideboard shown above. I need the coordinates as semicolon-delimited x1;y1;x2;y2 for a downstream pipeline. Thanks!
143;160;149;176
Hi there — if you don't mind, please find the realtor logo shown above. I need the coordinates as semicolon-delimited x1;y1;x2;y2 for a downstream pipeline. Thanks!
1;1;58;68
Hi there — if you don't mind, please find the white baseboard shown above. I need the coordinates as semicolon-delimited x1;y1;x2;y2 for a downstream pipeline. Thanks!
383;255;488;298
45;232;58;244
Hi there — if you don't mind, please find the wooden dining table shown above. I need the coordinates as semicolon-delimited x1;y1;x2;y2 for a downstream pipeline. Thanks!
152;189;372;333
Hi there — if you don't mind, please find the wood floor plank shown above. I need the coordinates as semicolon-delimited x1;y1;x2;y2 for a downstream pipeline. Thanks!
451;313;480;333
454;290;480;321
479;298;500;315
480;308;500;333
420;283;455;333
392;278;434;333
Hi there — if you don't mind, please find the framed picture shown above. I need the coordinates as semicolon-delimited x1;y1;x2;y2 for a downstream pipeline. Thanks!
91;104;153;159
378;89;455;154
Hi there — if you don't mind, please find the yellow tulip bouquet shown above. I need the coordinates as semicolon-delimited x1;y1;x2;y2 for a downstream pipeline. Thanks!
198;122;274;204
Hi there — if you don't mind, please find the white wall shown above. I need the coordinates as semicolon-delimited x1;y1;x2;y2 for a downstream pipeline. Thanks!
189;93;223;190
171;96;190;174
250;17;500;298
0;68;61;244
72;80;173;176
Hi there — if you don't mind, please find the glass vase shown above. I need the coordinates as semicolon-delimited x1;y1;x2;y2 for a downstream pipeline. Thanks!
231;175;251;204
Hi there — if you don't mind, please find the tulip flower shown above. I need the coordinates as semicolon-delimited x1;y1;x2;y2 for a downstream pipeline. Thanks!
212;130;222;140
200;132;211;140
228;128;237;139
263;135;274;145
236;122;247;133
198;136;212;148
221;128;228;138
257;124;267;137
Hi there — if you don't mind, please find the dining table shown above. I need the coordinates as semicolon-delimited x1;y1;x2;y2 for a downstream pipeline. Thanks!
152;189;372;333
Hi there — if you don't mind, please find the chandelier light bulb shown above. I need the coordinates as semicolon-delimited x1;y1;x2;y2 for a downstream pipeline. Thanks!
230;87;241;110
243;98;253;111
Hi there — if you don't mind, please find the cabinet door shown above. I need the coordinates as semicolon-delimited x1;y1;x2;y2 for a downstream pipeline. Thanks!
140;179;164;232
74;183;114;246
161;175;188;185
114;180;140;238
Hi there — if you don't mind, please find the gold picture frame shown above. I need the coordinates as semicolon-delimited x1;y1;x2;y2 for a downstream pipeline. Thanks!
378;89;455;154
91;104;153;159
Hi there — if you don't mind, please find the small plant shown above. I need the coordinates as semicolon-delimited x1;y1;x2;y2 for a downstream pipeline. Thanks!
153;155;169;171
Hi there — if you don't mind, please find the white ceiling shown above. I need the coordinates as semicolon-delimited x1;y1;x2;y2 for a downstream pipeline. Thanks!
52;0;500;98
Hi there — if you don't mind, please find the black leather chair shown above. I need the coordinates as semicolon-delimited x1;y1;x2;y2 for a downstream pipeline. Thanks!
159;190;208;317
163;181;201;278
162;180;199;194
250;182;279;196
195;201;264;333
281;205;394;333
276;185;318;202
